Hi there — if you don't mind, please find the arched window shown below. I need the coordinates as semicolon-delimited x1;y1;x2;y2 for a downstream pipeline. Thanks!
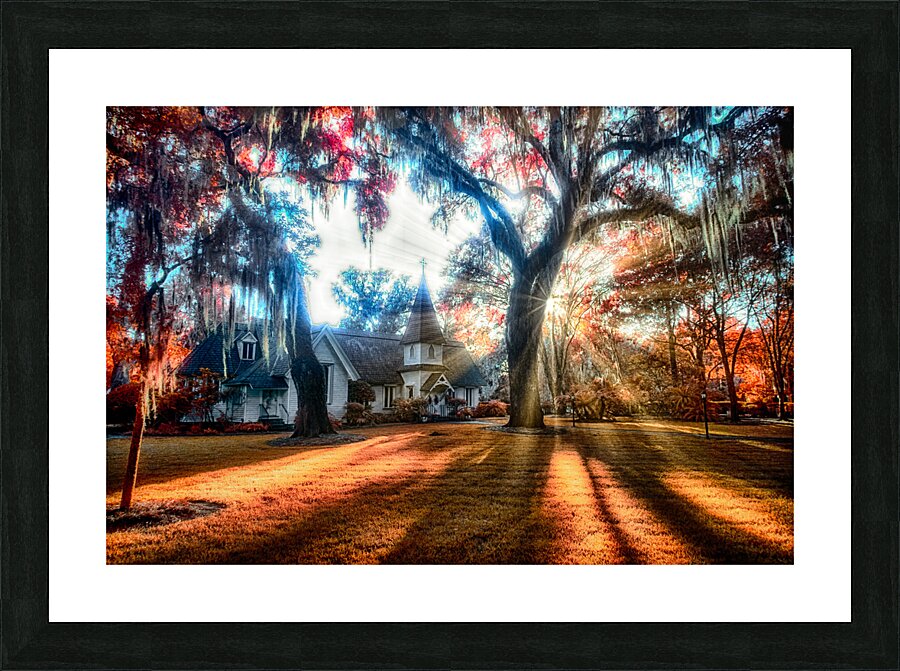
409;345;414;358
428;345;435;359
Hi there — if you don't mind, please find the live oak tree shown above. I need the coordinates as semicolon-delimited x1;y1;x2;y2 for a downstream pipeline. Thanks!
107;106;394;509
107;107;225;509
191;107;395;441
371;106;785;428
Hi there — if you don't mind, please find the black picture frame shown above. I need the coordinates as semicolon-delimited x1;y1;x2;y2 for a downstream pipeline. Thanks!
2;2;896;669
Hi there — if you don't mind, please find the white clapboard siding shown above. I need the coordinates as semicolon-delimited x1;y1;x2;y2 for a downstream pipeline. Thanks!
243;389;262;422
313;337;350;417
370;385;385;412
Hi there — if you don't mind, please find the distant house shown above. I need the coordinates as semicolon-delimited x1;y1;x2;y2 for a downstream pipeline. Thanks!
177;274;487;423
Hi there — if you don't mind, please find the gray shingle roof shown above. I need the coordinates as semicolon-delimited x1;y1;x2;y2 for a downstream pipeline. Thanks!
442;342;488;388
401;276;447;345
178;323;290;389
181;321;487;393
317;326;405;386
225;354;289;389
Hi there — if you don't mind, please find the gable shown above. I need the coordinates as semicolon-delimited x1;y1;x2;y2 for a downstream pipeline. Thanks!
312;326;360;381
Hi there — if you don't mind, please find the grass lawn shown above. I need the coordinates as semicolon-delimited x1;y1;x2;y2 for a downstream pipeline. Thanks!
106;417;793;564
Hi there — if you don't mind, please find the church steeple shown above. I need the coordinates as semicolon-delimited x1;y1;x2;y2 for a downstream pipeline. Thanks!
401;265;446;345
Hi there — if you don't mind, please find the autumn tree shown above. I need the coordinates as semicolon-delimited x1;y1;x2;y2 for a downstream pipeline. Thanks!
107;106;224;509
440;230;512;396
539;239;617;401
332;267;415;334
107;106;395;509
183;107;396;440
372;106;783;428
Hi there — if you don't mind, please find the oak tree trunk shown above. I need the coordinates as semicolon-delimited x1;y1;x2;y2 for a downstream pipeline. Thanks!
716;332;741;423
289;280;336;438
505;279;548;429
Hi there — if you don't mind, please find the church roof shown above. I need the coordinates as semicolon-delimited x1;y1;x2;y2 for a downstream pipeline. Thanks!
401;275;447;345
312;326;487;389
177;322;290;389
319;326;404;386
181;316;487;393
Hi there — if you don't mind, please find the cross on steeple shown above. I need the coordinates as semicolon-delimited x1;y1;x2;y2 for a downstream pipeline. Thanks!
420;258;427;275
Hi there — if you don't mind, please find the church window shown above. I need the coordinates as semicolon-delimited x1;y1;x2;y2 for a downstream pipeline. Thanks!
428;344;435;359
407;385;414;398
323;364;333;404
384;385;396;408
409;345;414;358
465;387;475;406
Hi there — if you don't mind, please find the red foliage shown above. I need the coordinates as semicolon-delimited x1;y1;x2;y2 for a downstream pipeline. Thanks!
145;422;182;436
106;382;141;425
472;400;509;418
223;422;268;433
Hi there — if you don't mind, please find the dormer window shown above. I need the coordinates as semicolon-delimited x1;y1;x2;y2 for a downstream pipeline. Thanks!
240;341;256;360
428;345;435;359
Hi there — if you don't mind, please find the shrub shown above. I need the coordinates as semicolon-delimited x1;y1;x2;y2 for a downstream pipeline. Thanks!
472;400;509;418
554;395;573;415
106;382;140;425
223;422;268;433
348;379;376;406
456;407;473;420
447;397;466;409
145;421;182;436
188;368;222;421
328;413;343;431
391;397;428;422
153;388;194;425
344;401;376;426
569;378;631;420
371;412;401;424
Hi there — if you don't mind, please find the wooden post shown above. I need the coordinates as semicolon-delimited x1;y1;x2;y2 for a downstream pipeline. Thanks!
701;391;709;440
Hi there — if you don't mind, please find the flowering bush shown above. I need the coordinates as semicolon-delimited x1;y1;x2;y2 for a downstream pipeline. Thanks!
472;400;509;418
347;379;376;406
223;422;268;433
153;388;194;425
344;401;376;426
145;422;182;436
106;382;140;425
391;397;429;422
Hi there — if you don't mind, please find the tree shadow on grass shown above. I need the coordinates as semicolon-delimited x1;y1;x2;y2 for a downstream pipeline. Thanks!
379;436;555;564
575;437;793;564
105;433;404;495
575;450;642;564
123;435;555;565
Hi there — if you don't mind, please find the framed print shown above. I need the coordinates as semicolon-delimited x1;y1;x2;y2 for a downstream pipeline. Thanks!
3;1;897;669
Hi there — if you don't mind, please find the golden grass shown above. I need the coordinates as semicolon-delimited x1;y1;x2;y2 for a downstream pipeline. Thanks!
107;418;793;564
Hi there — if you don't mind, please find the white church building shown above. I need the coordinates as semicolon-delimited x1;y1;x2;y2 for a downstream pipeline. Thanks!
177;274;487;423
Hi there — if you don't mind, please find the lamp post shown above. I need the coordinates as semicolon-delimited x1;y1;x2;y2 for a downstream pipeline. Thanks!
701;390;709;439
